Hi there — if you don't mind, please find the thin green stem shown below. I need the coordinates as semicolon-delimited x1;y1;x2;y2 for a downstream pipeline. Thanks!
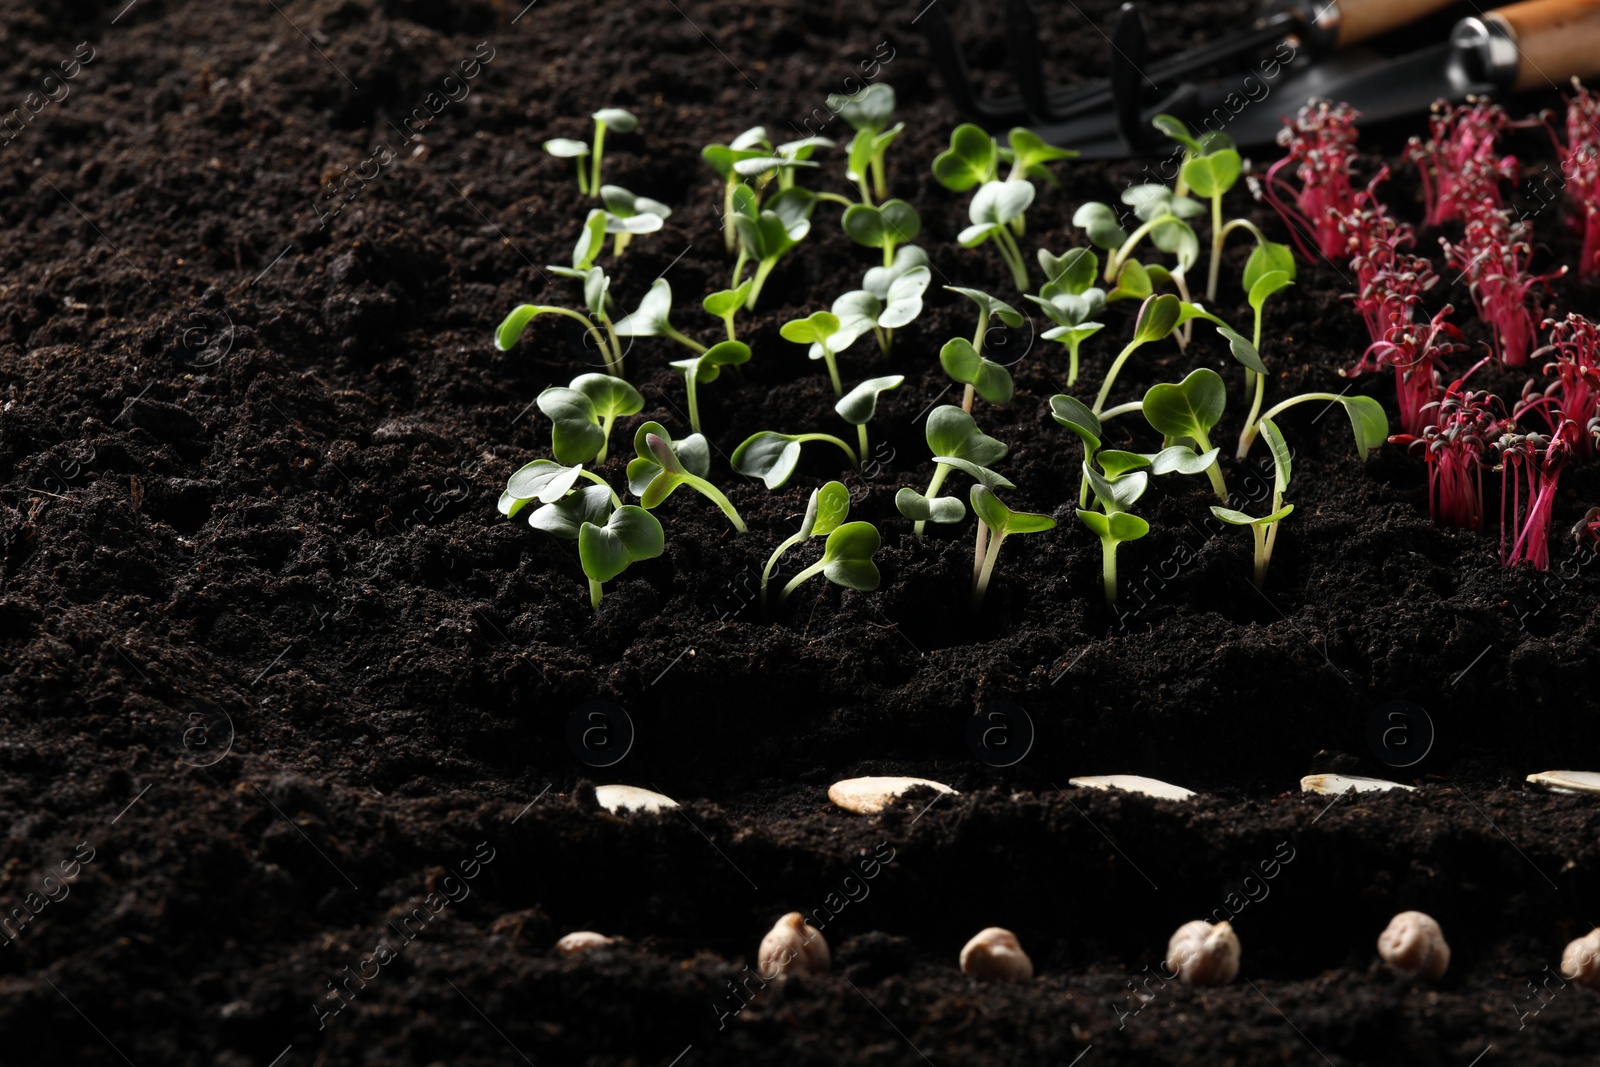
748;258;776;310
597;412;615;463
1066;337;1081;386
778;557;828;604
576;158;590;196
1099;400;1144;420
613;231;633;258
815;192;855;208
1100;536;1118;604
913;463;950;539
792;433;859;467
1193;429;1228;502
1220;218;1266;244
685;370;702;434
871;153;888;202
762;531;806;613
590;121;607;197
1206;193;1223;302
723;181;738;254
1236;371;1266;460
1092;339;1144;415
681;473;747;532
994;225;1030;291
819;340;843;397
972;309;990;356
856;422;869;459
966;524;992;607
1107;215;1167;282
874;325;890;356
721;314;737;343
732;249;750;291
972;521;992;605
1252;525;1268;588
856;176;873;206
961;384;975;412
882;242;895;268
589;578;604;609
663;325;707;354
1172;269;1194;348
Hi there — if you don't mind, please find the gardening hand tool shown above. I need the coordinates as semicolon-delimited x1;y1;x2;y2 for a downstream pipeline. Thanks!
925;0;1600;156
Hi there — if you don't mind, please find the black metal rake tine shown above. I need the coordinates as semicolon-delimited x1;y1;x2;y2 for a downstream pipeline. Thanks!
1006;0;1060;124
920;1;1032;122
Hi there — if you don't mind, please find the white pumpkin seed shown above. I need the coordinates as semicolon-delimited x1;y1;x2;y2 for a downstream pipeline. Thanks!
1526;770;1600;796
594;784;679;813
1300;773;1416;795
827;776;958;814
1068;775;1196;801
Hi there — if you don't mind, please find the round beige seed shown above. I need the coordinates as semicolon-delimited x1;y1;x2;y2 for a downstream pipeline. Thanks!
554;931;615;956
1167;919;1240;987
960;927;1033;982
1378;910;1450;980
1561;929;1600;988
757;912;830;977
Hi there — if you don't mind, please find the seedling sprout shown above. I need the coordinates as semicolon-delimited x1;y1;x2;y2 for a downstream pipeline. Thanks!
895;405;1008;537
731;185;817;309
761;480;858;610
671;341;750;434
941;287;1022;410
545;107;638;197
1210;418;1294;586
829;84;902;204
1141;368;1229;501
1077;456;1151;604
969;485;1055;608
536;373;645;464
614;279;706;354
496;265;625;377
825;248;931;356
703;126;772;252
732;431;858;490
782;310;848;396
626;421;746;532
836;375;904;457
1029;248;1106;386
777;520;882;605
579;504;664;608
959;181;1035;291
843;199;922;266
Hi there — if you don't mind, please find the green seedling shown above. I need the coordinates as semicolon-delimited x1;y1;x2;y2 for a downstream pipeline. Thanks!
895;405;1008;537
731;431;858;490
970;485;1055;608
1239;391;1390;460
1091;293;1181;414
1141;368;1229;501
762;480;853;611
941;287;1023;409
1077;457;1151;604
781;310;847;396
496;264;624;377
529;484;617;540
1103;260;1171;304
836;375;904;457
703;126;772;252
731;184;816;309
614;279;706;353
500;459;622;520
626;421;746;532
536;373;645;464
829;84;902;203
958;181;1035;291
1050;393;1102;507
732;135;834;192
1210;417;1294;587
826;248;931;356
600;184;671;256
933;124;1075;239
702;281;754;343
670;341;751;434
579;504;664;609
1029;248;1106;386
545;107;639;197
778;520;882;605
1075;184;1202;297
1234;264;1294;458
935;456;1016;593
843;199;921;267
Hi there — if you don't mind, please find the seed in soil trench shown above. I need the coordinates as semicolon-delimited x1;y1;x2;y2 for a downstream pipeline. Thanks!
1167;920;1240;987
827;776;958;814
555;931;617;956
1300;773;1416;795
1561;929;1600;987
1378;911;1450;980
758;912;830;977
1525;770;1600;795
593;784;678;813
960;927;1033;982
1068;775;1197;801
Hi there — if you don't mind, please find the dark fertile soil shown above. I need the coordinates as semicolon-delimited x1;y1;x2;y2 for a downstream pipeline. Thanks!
3;0;1600;1063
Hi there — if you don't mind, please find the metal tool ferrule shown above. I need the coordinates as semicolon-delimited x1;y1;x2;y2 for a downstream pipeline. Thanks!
1449;16;1520;84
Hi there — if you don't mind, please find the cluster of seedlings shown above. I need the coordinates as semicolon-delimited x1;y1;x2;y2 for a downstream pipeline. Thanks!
1265;89;1600;570
551;909;1600;1001
498;81;1600;610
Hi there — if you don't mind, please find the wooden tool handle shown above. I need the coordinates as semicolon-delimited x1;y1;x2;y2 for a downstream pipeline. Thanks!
1488;0;1600;89
1333;0;1458;46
